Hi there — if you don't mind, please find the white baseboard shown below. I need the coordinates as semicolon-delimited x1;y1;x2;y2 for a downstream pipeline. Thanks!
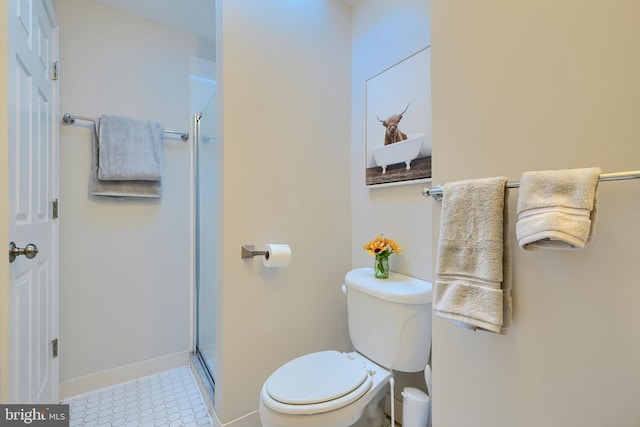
59;351;191;400
188;356;261;427
210;409;261;427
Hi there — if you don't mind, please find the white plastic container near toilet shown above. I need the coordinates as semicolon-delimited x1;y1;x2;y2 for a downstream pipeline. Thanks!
401;387;430;427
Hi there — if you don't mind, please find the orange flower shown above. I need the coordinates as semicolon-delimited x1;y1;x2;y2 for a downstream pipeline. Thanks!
363;235;401;257
386;238;402;254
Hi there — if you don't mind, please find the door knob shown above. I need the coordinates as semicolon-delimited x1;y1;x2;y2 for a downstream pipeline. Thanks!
9;242;39;263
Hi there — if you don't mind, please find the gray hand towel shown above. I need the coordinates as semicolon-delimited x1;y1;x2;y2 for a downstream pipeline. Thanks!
516;167;600;250
98;114;164;181
433;176;512;335
89;119;162;198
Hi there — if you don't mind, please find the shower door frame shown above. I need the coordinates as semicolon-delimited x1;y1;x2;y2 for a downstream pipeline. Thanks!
193;111;216;391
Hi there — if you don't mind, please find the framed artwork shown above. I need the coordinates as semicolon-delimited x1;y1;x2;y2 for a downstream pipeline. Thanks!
365;46;431;187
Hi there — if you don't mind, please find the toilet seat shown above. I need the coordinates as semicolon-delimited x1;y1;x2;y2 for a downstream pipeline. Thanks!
261;351;373;415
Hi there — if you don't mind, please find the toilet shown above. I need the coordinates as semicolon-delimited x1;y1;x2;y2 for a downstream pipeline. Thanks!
259;267;433;427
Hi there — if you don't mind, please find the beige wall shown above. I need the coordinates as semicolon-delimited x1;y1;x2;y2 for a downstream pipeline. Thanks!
48;1;640;425
57;0;213;393
215;0;352;422
351;0;433;300
350;0;432;393
431;1;640;426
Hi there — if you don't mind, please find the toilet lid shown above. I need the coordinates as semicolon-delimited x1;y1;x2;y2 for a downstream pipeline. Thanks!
264;351;372;413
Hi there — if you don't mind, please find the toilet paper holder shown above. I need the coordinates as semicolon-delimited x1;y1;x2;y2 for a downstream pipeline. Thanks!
241;245;269;260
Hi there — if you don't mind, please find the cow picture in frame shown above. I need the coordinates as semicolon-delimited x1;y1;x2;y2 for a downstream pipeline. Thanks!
365;46;431;187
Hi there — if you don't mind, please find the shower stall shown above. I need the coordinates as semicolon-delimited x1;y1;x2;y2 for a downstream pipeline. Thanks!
194;94;218;391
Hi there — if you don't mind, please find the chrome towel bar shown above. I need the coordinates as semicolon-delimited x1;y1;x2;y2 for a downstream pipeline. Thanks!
62;113;189;141
422;169;640;201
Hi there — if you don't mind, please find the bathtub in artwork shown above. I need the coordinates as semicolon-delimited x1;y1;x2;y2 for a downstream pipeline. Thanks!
371;133;425;174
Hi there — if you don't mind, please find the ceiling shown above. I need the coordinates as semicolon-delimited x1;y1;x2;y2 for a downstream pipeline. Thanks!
92;0;216;42
91;0;358;43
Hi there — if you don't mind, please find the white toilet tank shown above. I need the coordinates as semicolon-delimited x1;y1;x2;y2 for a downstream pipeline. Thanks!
344;268;432;372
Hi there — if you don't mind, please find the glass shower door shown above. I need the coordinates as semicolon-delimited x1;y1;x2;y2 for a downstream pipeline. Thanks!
195;95;217;386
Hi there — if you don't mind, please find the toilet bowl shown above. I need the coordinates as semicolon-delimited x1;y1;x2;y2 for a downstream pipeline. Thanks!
259;268;433;427
259;351;391;427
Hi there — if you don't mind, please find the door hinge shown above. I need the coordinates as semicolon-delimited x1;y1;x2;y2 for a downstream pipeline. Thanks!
52;61;59;80
52;199;59;219
51;338;58;358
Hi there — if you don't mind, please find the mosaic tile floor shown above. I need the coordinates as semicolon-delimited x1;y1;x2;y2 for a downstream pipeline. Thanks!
63;366;212;427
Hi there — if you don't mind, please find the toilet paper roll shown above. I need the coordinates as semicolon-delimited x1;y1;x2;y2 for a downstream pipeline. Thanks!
263;244;292;268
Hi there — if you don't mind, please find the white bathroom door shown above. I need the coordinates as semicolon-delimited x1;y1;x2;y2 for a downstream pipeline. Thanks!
3;0;59;404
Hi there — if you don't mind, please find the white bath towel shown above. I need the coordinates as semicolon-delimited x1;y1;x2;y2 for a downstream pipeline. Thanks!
89;119;162;198
97;114;164;181
516;167;600;250
433;176;512;335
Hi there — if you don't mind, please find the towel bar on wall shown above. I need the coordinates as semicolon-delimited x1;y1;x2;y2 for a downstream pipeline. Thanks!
422;169;640;201
62;113;190;142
